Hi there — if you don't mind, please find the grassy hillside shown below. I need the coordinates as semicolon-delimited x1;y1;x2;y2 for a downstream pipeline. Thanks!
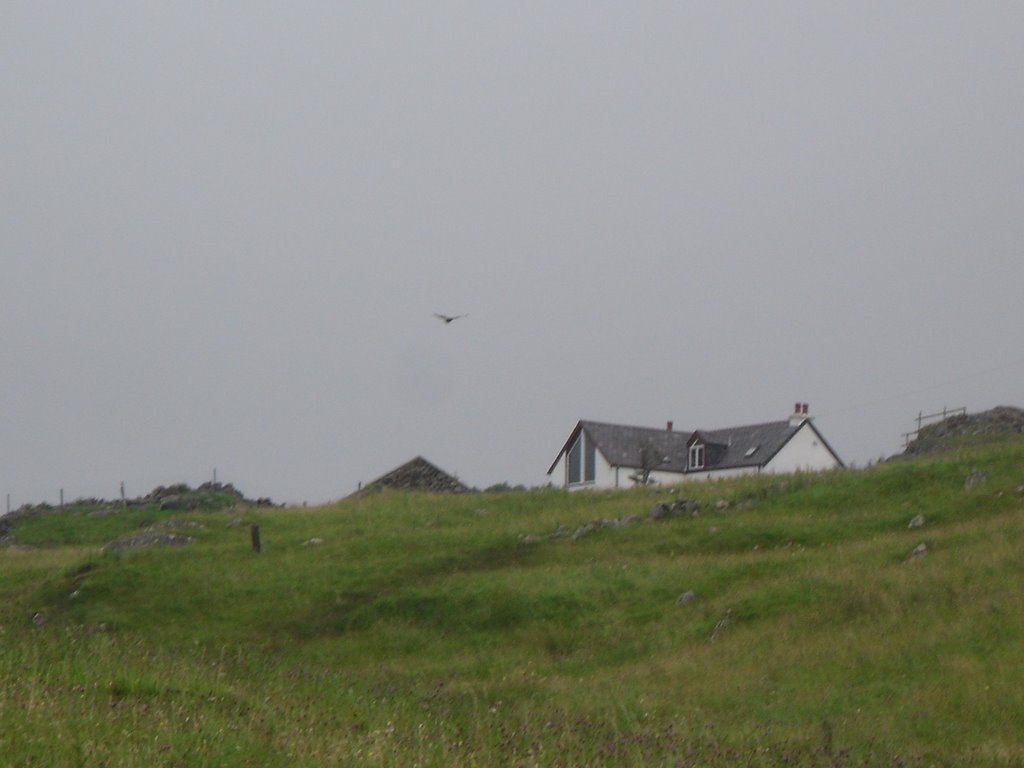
2;440;1023;766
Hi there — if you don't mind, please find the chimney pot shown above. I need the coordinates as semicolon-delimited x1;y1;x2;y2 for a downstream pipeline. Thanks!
666;421;673;432
802;403;809;415
794;402;801;415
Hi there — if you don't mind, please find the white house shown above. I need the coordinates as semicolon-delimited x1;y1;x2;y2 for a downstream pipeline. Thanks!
547;403;844;490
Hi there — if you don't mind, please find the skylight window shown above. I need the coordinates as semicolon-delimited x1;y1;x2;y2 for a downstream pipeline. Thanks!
744;445;759;458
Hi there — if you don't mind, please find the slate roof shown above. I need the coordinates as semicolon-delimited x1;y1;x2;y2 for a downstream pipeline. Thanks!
695;420;806;470
550;417;842;475
557;421;692;474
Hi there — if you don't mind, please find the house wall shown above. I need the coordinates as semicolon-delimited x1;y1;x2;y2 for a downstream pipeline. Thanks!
682;466;759;483
556;462;751;490
548;452;568;487
550;446;622;490
551;447;687;491
764;422;841;474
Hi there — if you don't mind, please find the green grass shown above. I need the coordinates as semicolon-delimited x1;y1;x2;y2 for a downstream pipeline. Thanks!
2;439;1024;765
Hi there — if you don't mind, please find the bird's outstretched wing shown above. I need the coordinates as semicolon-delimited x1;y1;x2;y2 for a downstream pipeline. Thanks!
433;313;467;324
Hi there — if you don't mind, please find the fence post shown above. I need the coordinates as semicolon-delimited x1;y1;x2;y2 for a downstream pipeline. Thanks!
251;524;261;553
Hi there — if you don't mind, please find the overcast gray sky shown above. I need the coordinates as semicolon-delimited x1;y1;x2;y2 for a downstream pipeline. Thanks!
3;2;1022;506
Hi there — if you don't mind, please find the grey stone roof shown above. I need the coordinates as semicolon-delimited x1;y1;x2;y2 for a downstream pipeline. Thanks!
363;456;469;493
551;417;842;475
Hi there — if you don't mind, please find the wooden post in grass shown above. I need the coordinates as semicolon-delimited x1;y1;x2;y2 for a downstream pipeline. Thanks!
251;524;261;553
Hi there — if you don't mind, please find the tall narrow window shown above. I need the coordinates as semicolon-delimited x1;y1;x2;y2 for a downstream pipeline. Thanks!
568;437;582;484
689;443;705;470
567;433;596;485
584;438;596;482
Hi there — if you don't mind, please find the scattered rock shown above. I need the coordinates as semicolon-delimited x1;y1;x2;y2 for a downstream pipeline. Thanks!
649;499;701;519
159;495;200;511
911;543;928;558
710;609;732;641
148;484;192;501
571;524;595;541
302;538;323;547
648;503;671;520
676;591;697;606
158;519;203;530
964;469;988;490
103;531;193;552
714;499;731;511
908;514;926;529
31;611;48;627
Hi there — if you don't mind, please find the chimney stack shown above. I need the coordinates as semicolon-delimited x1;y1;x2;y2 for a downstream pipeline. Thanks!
666;420;673;432
790;402;808;426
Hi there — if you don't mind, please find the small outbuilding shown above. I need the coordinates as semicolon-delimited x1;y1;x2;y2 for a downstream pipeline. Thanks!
361;456;469;494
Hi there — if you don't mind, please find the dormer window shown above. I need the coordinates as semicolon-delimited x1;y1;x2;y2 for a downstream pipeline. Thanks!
689;442;705;470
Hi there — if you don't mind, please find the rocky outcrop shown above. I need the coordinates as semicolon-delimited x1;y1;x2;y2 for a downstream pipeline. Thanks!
1;482;274;548
903;406;1024;456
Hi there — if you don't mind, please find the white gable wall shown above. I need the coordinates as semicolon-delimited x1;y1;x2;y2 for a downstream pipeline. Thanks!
763;421;840;474
549;434;622;490
547;448;573;488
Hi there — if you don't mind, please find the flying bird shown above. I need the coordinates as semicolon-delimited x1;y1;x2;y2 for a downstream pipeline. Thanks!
433;313;468;324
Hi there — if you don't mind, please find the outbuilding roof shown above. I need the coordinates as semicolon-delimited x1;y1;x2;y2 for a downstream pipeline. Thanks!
362;456;469;493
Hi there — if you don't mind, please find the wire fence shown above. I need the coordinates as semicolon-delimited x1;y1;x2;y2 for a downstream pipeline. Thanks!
901;406;967;448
